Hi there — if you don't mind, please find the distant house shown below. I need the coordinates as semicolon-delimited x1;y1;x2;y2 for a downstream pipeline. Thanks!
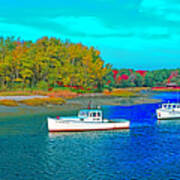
166;82;177;87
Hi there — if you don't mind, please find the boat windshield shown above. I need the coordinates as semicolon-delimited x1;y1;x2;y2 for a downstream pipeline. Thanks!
163;105;167;108
162;104;180;109
78;111;88;117
90;112;102;117
78;110;102;118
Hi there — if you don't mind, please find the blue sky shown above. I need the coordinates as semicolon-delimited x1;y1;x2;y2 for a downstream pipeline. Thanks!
0;0;180;69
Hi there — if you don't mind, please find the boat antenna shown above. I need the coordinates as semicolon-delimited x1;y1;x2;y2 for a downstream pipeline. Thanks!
88;100;92;109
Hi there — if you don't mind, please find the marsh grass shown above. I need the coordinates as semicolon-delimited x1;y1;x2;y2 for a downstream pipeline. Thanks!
103;88;144;97
0;99;19;106
19;97;66;106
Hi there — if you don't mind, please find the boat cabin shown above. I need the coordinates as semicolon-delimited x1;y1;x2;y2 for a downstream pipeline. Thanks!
161;103;180;110
78;109;103;122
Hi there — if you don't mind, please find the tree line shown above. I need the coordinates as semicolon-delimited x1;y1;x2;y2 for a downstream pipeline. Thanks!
0;37;110;91
0;36;179;91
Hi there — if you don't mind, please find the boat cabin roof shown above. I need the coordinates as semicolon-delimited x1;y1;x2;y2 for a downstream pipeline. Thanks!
79;109;102;114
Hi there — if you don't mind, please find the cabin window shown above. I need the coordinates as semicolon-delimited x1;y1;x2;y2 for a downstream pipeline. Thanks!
163;105;167;108
93;113;97;117
89;112;102;118
168;105;171;109
90;112;96;117
172;105;176;108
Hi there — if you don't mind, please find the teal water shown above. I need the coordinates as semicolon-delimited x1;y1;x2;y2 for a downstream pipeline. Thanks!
0;93;180;179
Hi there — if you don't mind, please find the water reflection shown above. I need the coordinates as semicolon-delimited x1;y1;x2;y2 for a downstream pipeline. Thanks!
158;119;180;124
48;130;130;138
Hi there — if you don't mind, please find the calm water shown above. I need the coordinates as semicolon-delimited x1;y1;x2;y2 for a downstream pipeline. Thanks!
0;93;180;180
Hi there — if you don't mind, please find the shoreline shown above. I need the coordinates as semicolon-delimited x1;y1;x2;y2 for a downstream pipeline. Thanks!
0;94;162;119
0;93;161;107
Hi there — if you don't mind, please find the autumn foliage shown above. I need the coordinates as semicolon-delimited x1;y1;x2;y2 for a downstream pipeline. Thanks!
0;37;110;91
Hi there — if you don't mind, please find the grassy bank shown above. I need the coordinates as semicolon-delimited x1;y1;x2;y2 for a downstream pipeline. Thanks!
0;97;66;107
0;100;19;107
103;87;149;97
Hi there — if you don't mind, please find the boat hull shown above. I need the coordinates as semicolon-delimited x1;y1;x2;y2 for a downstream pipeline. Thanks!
47;118;130;132
156;109;180;120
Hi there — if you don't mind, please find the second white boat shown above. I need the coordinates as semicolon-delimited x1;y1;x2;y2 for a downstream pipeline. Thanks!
156;103;180;120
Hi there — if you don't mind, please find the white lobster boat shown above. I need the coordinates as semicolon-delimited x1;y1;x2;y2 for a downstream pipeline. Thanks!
47;109;130;132
156;103;180;120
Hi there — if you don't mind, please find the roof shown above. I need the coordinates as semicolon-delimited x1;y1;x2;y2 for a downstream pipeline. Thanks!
79;109;102;113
